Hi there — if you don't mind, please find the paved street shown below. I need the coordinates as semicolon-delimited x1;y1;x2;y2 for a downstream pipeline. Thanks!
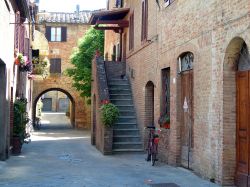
0;113;219;187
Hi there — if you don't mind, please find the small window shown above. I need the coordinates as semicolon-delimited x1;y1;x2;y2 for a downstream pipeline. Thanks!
50;58;61;73
46;26;67;42
115;0;123;8
51;27;61;42
178;52;194;72
164;0;174;7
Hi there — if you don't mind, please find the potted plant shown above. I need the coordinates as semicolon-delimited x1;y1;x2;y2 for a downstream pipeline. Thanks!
12;98;29;155
100;102;120;127
158;114;170;129
15;53;25;65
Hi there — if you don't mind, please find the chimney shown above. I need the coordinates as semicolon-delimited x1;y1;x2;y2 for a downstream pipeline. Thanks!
76;4;80;19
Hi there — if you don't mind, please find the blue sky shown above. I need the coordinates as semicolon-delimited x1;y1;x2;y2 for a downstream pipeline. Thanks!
39;0;107;12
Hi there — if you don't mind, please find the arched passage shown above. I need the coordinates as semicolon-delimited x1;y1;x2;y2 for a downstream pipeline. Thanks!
33;88;75;128
223;37;250;186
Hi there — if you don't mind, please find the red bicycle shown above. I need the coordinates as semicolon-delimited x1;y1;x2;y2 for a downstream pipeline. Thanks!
145;126;160;166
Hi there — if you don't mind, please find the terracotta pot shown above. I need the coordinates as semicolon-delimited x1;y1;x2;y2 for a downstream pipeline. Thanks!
11;137;22;155
161;123;170;129
15;58;20;65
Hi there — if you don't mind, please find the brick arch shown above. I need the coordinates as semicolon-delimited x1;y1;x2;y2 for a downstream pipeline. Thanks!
33;87;76;127
222;36;246;185
144;81;155;127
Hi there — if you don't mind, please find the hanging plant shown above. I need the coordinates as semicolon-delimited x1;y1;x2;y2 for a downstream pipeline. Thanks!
32;57;50;78
15;53;25;65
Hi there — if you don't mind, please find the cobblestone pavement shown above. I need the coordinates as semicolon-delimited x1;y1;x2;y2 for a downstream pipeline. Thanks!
0;113;219;187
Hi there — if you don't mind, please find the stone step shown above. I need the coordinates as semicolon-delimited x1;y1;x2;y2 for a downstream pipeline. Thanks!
113;129;140;136
111;99;133;105
110;94;132;100
113;135;141;142
113;148;144;153
108;80;129;85
117;116;136;123
114;122;137;129
109;89;131;95
119;110;135;116
113;142;143;149
109;84;131;90
115;105;134;111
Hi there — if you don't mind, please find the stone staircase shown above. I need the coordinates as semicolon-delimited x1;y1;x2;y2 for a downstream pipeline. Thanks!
108;77;143;153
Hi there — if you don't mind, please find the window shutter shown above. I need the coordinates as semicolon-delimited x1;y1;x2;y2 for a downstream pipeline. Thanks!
45;26;51;41
50;58;61;73
24;38;30;57
141;1;145;41
61;27;67;42
56;58;61;73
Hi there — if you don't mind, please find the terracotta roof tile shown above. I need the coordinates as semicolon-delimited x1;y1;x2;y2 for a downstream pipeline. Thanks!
38;10;92;24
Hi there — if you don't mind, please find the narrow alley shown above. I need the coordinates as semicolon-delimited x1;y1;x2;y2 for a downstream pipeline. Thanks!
0;113;218;187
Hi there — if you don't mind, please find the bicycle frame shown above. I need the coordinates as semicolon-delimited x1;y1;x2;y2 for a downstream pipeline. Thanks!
145;126;160;166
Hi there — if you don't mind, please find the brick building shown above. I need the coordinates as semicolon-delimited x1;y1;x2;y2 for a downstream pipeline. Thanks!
0;0;35;160
91;0;250;186
33;7;92;128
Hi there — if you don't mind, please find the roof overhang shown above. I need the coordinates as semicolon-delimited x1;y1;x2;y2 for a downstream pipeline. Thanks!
89;8;130;32
15;0;30;21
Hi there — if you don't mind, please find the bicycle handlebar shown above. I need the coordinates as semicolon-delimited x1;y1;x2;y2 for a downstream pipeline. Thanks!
145;126;156;129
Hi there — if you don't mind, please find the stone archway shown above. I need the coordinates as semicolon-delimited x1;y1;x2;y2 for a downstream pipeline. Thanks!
33;88;75;127
222;37;247;186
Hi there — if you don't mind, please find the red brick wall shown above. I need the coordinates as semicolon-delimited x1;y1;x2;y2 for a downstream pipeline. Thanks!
35;23;91;129
103;0;250;185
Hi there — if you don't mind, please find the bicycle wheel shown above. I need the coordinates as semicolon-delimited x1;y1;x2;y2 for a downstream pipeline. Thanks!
151;144;157;166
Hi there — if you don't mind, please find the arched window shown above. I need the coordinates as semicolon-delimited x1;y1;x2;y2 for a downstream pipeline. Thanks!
178;52;193;72
238;42;250;71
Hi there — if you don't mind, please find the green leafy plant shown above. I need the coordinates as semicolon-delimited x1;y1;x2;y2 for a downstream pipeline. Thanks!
17;53;25;64
158;114;170;126
32;57;50;78
13;98;29;143
100;103;120;127
66;27;104;102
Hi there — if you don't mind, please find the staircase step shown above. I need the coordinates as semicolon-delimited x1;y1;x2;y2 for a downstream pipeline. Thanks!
108;80;129;85
109;84;130;90
115;105;134;111
110;94;132;100
113;148;144;153
113;142;143;149
118;116;136;123
109;89;131;94
113;129;140;136
119;110;136;116
114;122;137;129
113;135;141;142
111;99;133;105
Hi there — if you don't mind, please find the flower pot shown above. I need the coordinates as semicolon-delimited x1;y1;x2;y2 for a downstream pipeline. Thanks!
15;58;20;65
161;123;170;129
11;136;22;155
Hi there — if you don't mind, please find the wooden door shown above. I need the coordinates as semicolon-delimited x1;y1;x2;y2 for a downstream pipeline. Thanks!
42;98;52;112
181;70;193;169
236;71;250;187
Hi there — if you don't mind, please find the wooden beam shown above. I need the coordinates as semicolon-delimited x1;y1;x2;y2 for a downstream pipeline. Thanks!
96;20;129;27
